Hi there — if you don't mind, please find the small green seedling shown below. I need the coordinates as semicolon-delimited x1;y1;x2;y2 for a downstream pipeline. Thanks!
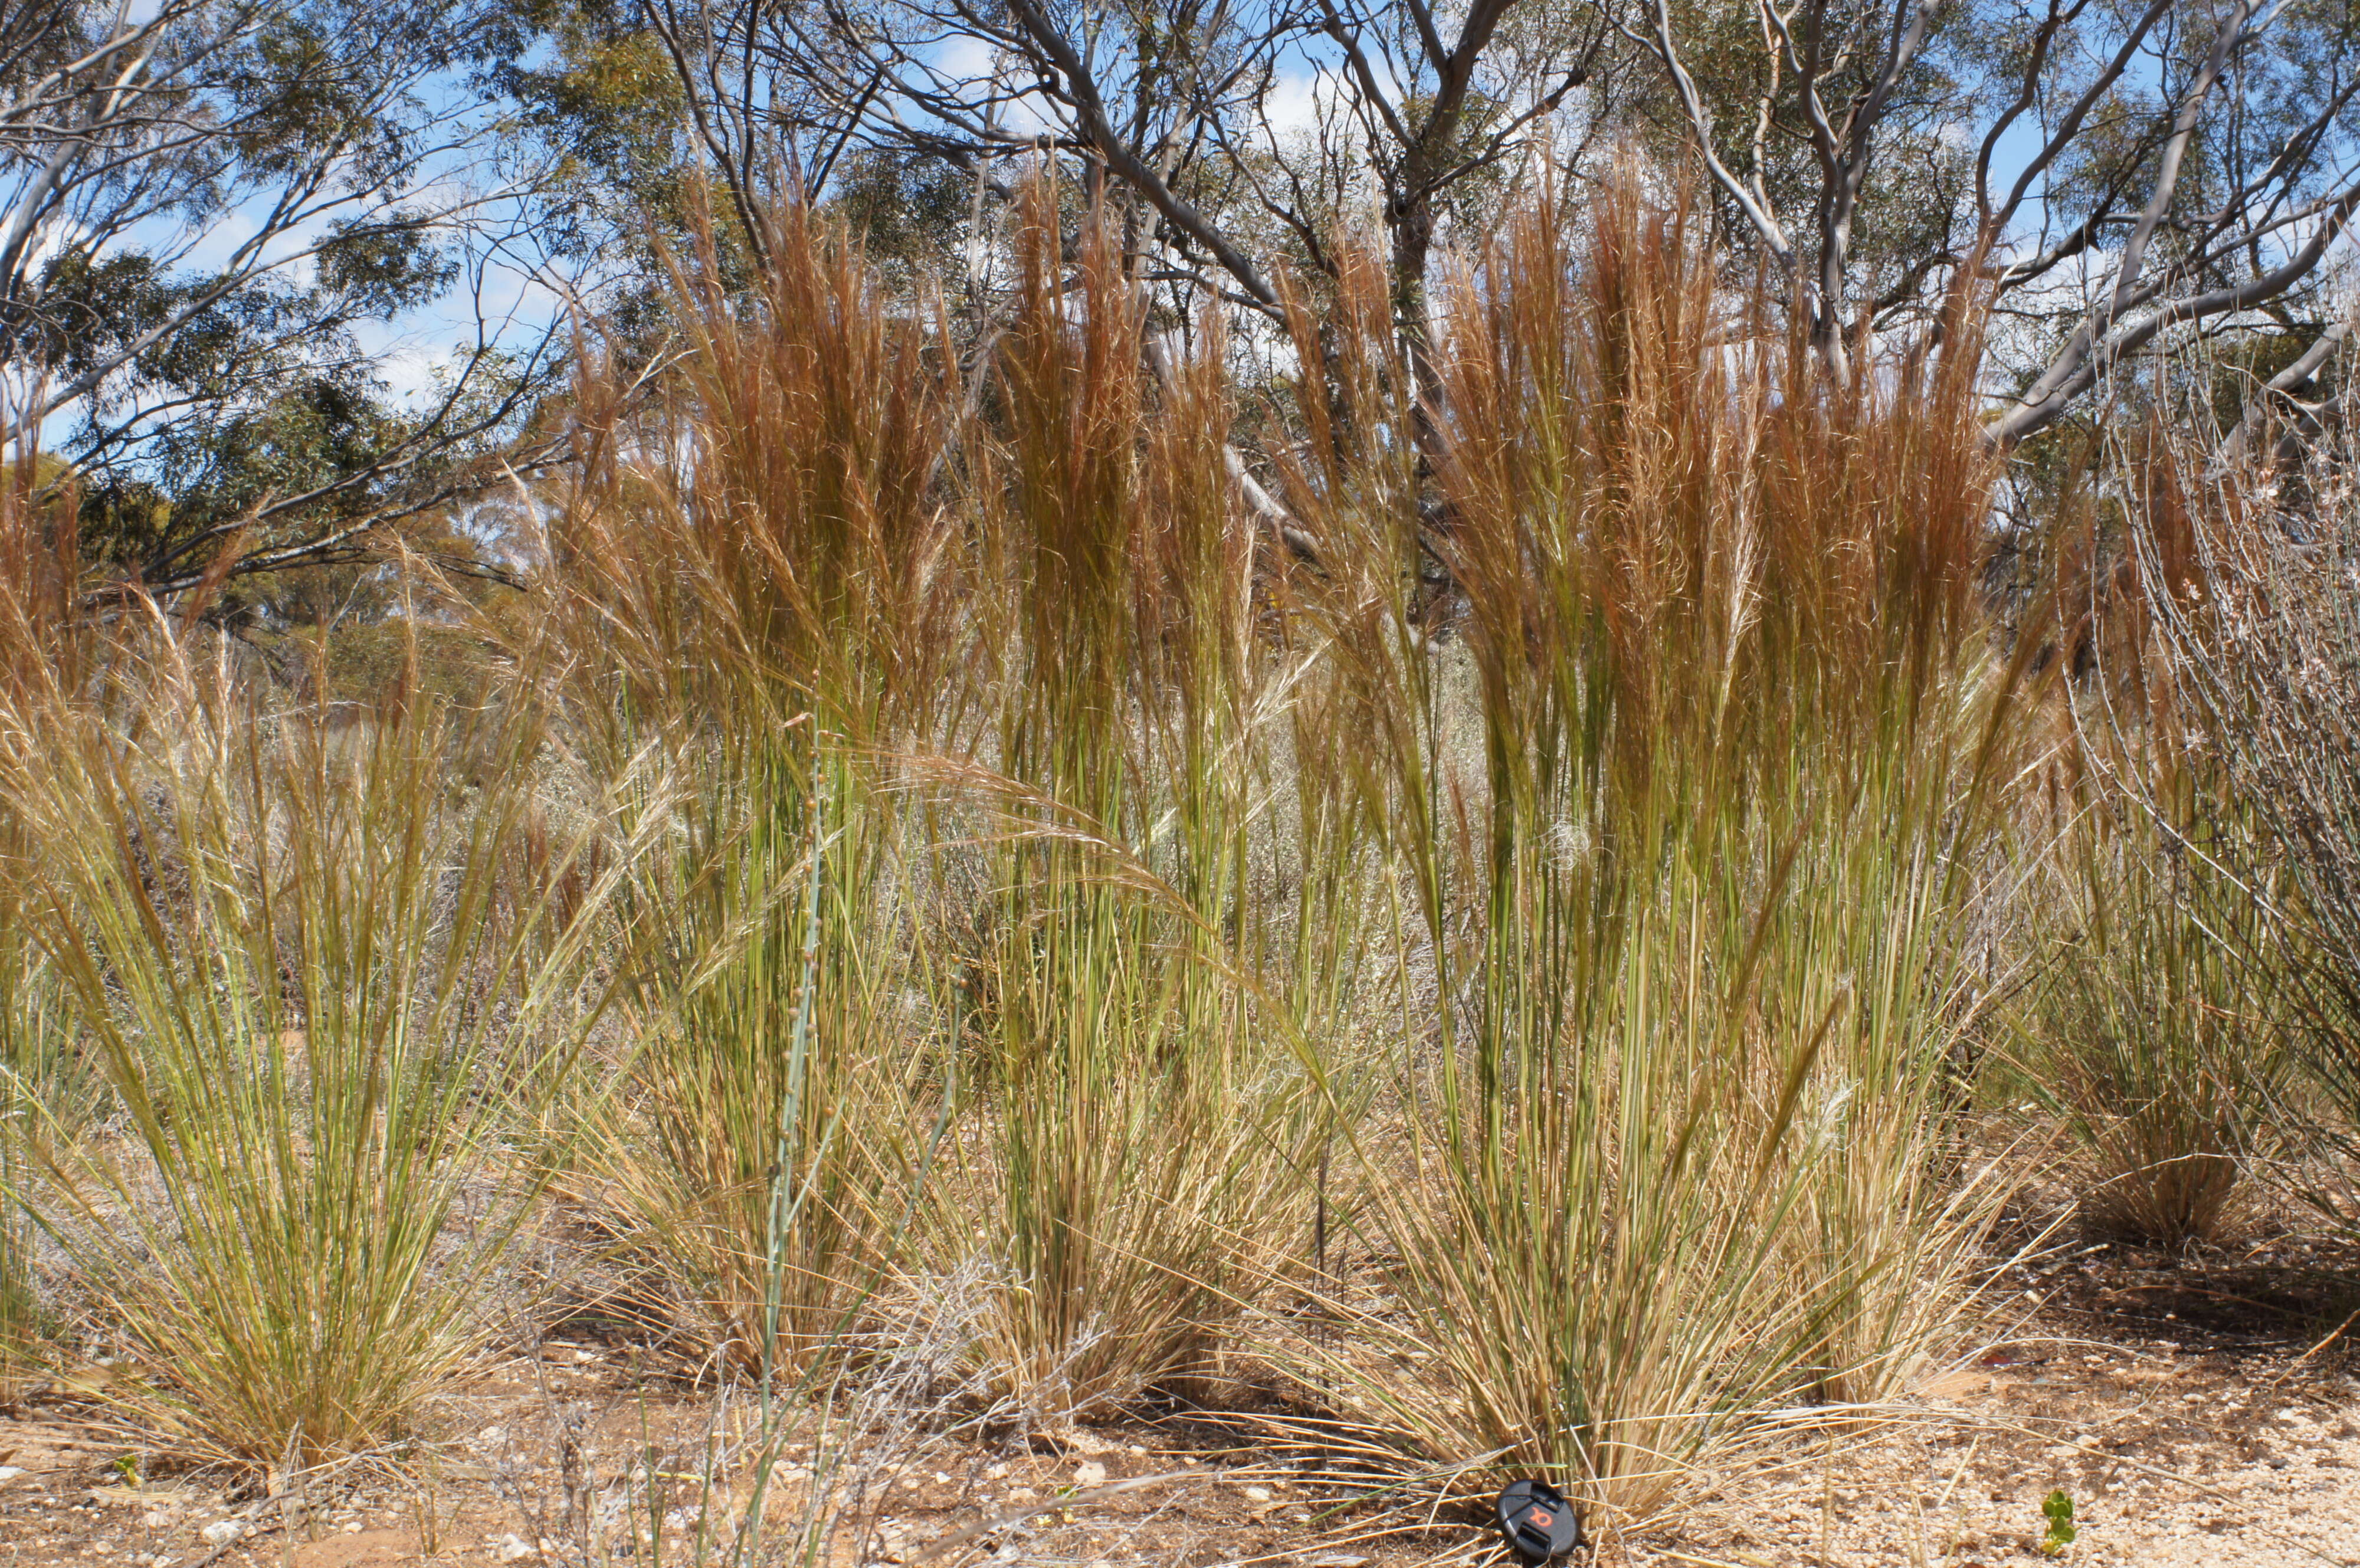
2039;1489;2076;1556
112;1452;139;1489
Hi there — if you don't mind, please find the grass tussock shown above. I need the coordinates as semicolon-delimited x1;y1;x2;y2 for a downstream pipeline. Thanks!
1271;179;2032;1521
539;202;963;1383
0;629;627;1466
2014;749;2286;1250
2123;397;2360;1238
944;204;1325;1416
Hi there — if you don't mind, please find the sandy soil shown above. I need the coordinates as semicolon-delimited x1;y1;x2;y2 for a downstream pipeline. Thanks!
4;1228;2355;1568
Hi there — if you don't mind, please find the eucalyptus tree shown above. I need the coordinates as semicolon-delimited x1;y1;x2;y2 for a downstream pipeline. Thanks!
1634;0;2360;446
0;0;571;602
625;0;1615;332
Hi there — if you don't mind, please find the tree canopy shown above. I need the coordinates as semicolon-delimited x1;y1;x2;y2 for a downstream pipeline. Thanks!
10;0;2360;612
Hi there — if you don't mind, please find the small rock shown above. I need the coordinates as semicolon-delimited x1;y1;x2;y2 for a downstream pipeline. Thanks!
1242;1485;1272;1503
1048;1425;1117;1456
1073;1461;1107;1487
496;1531;540;1562
200;1520;243;1546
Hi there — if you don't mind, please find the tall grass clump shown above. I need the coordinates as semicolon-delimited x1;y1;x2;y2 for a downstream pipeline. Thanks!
1284;179;2030;1522
0;921;61;1402
0;835;86;1403
942;195;1323;1415
2129;386;2360;1235
2015;738;2284;1249
0;627;624;1469
0;454;101;1398
545;204;962;1379
545;191;1326;1410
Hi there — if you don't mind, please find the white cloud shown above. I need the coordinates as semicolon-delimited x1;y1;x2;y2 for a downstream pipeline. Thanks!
1263;68;1325;138
375;345;447;404
929;34;1056;136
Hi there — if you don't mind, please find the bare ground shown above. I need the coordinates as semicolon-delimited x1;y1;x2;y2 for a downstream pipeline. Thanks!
4;1227;2357;1568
